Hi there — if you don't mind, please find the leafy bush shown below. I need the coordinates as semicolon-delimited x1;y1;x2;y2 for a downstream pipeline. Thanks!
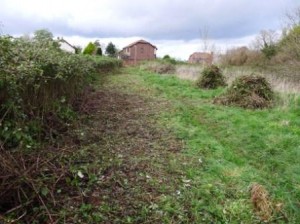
0;31;123;223
261;44;277;59
196;65;227;89
85;55;122;72
214;75;274;109
163;55;177;64
83;42;96;55
277;25;300;61
0;33;121;149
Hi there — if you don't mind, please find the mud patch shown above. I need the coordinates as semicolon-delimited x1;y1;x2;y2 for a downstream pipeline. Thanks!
74;89;183;222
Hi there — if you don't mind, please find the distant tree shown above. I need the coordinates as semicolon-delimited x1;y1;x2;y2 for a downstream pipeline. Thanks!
94;40;102;56
94;40;101;47
280;6;300;60
199;26;216;53
163;55;171;59
33;29;60;48
279;25;300;60
254;30;278;59
96;47;102;56
33;29;54;42
74;45;82;54
83;42;96;55
284;6;300;30
105;42;117;57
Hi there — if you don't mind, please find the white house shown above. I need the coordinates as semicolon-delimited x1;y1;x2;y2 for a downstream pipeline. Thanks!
58;38;76;53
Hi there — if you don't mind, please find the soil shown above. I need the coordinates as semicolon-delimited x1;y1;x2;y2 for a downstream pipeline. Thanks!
73;87;183;222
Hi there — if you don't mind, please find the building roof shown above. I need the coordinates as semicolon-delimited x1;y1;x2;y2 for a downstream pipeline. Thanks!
123;39;157;50
58;37;76;50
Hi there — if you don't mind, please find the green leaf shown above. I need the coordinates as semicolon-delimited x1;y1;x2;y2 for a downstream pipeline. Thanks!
41;187;49;196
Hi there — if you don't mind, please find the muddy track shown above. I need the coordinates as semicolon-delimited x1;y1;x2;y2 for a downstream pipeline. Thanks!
79;88;183;223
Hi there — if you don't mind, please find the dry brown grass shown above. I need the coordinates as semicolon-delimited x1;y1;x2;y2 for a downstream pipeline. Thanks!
173;64;300;94
140;61;176;74
175;65;203;80
250;183;273;222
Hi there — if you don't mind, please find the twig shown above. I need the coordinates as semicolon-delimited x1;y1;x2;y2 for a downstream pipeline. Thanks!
5;200;32;214
10;211;27;223
30;181;54;223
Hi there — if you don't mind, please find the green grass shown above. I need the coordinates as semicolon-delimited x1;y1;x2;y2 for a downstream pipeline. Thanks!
111;67;300;223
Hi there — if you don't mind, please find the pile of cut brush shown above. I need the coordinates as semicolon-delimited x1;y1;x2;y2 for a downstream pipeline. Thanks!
215;75;274;109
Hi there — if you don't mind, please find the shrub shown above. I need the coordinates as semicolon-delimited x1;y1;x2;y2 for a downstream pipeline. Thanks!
214;75;274;109
83;42;96;55
163;55;177;64
0;34;122;149
196;65;227;89
0;32;123;223
261;44;277;59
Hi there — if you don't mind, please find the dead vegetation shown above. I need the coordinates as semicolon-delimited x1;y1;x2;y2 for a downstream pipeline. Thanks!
250;183;273;222
0;147;78;223
141;61;176;74
81;89;183;222
250;183;287;223
0;88;96;223
214;75;274;109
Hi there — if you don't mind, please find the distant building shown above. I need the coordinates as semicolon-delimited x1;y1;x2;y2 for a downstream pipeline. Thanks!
119;40;157;65
188;52;213;65
58;37;77;53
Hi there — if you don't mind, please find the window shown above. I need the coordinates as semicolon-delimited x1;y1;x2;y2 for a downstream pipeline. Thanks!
140;47;144;54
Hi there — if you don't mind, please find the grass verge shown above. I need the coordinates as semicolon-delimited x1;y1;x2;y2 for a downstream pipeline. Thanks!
109;67;300;223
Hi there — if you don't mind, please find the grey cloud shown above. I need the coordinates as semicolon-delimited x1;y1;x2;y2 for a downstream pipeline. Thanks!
0;0;298;40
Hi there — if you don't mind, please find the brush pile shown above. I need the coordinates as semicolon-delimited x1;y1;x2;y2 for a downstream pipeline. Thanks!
214;75;274;109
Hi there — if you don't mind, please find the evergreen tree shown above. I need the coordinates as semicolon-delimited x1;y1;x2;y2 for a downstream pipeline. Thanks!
105;42;117;57
94;40;102;56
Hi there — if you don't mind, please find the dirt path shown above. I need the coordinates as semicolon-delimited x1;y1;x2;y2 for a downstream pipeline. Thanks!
77;86;183;223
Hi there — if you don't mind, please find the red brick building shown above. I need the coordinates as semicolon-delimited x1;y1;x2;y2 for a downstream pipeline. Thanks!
188;52;213;65
119;40;157;65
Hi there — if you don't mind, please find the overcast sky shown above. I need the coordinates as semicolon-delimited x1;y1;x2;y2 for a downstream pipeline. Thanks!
0;0;298;59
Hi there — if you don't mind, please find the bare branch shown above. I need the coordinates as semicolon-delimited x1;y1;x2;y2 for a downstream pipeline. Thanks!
199;26;215;53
